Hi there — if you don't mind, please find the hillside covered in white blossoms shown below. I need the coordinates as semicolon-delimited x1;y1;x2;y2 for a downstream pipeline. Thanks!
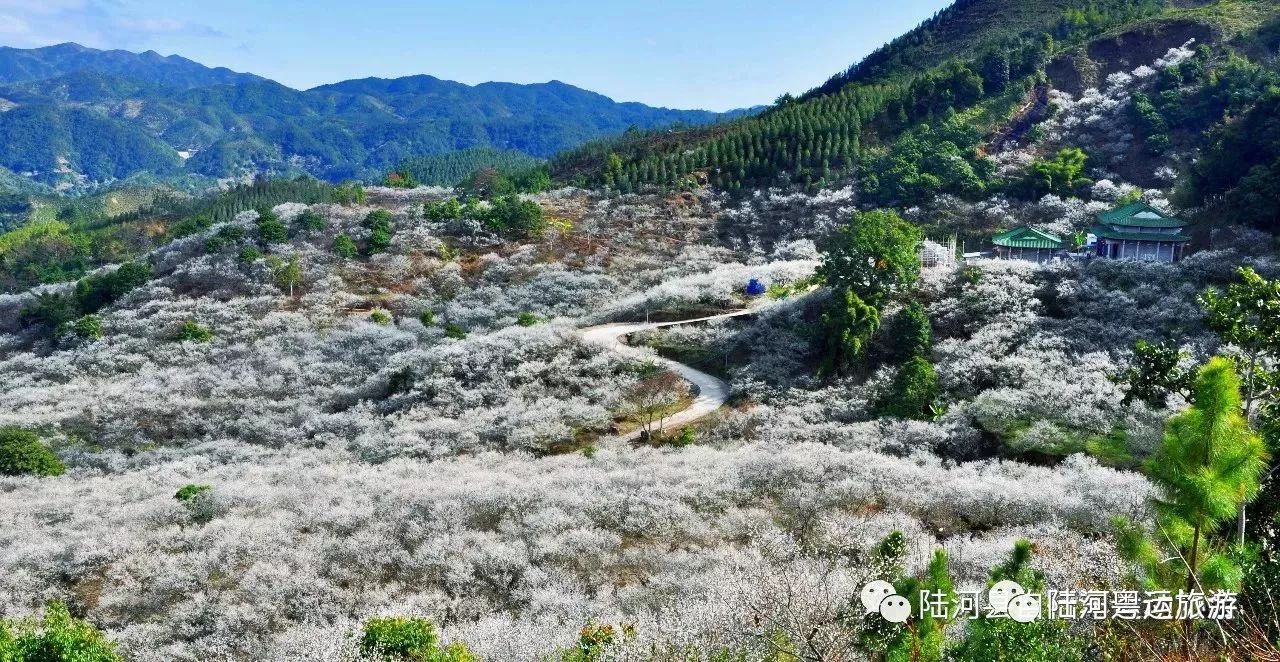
4;1;1280;660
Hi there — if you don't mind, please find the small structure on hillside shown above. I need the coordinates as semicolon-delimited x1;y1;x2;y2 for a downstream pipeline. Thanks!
1088;202;1190;263
991;226;1065;263
919;236;958;269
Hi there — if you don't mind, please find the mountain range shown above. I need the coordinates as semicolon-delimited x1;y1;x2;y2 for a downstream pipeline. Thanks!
0;43;751;190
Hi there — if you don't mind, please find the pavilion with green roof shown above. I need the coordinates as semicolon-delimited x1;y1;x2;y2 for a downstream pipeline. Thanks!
1089;202;1190;263
991;226;1065;263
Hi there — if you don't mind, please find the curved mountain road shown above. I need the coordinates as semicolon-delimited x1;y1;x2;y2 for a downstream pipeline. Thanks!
579;309;758;443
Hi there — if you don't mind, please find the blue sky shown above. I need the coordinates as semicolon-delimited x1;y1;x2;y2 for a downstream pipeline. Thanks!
0;0;954;111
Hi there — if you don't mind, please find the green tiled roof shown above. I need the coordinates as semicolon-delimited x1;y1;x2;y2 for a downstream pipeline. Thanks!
1097;202;1187;228
992;226;1064;249
1090;225;1190;242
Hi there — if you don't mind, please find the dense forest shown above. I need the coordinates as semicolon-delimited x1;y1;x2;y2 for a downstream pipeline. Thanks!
0;46;747;190
548;0;1276;212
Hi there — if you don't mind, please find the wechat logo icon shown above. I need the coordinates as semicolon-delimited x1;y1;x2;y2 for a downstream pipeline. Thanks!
861;580;911;623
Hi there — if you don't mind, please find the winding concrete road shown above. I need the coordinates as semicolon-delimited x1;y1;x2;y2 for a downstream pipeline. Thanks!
580;309;758;443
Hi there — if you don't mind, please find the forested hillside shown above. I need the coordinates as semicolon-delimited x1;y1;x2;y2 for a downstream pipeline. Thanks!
0;46;747;191
551;0;1277;216
5;2;1280;660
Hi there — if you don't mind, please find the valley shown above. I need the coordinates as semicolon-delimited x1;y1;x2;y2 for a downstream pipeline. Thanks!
2;1;1280;660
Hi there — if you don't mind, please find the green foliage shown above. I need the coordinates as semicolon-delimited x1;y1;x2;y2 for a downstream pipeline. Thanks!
889;301;932;361
370;309;392;325
426;194;546;240
1022;147;1090;198
0;179;331;293
174;484;212;503
0;428;64;477
1130;92;1171;155
671;426;696;448
175;320;212;343
333;234;358;258
1185;74;1280;229
861;120;994;204
875;356;939;420
382;168;418;189
1201;267;1280;405
272;254;303;295
1118;358;1270;592
550;0;1077;195
0;601;121;662
70;314;103;340
418;310;435;327
423;199;463;222
818;209;922;305
554;621;636;662
397;148;541;187
359;616;475;662
459;165;550;197
516;312;540;327
19;292;79;331
237;245;261;264
75;261;150;314
483;195;546;240
296;209;325;232
819;288;881;377
20;261;149;335
886;549;955;662
1117;339;1192;407
364;209;394;254
1056;0;1164;45
255;206;287;245
952;540;1085;661
333;182;366;205
444;324;467;339
0;105;181;184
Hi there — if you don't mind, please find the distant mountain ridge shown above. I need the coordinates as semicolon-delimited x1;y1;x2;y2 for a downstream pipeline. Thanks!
0;42;265;89
0;43;751;191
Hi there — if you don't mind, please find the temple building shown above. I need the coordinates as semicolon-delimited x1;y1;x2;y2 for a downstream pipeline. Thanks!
1089;202;1190;263
991;226;1065;263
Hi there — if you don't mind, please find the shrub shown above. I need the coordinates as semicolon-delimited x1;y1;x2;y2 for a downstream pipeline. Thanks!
0;601;121;662
556;621;636;662
516;312;540;327
333;234;358;258
672;426;696;447
370;309;392;325
20;293;79;331
256;206;287;244
419;310;435;327
237;246;262;264
203;236;227;253
174;484;212;503
75;262;151;314
175;321;212;343
71;315;103;340
0;428;65;477
296;209;326;232
889;300;931;360
875;356;939;420
359;616;475;661
218;225;245;243
444;324;467;339
363;210;395;255
174;484;220;524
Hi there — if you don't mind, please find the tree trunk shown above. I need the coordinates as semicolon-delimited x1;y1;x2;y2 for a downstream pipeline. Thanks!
1239;350;1259;545
1187;520;1201;593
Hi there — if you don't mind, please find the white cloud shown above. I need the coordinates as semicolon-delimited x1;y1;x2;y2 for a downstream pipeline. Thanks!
0;0;223;49
0;13;30;35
